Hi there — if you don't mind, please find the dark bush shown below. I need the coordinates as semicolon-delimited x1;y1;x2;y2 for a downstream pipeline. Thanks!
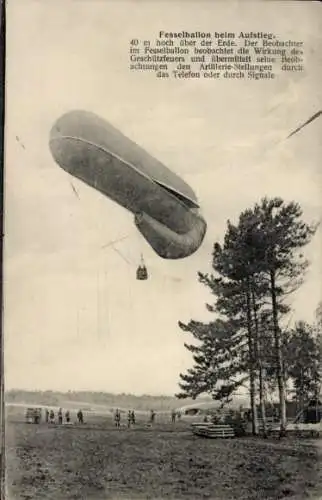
223;411;247;437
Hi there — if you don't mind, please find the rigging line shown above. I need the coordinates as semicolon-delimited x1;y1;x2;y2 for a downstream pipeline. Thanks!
286;110;322;140
100;249;110;343
70;181;80;199
104;268;110;340
67;175;136;260
188;109;322;176
110;244;133;266
101;235;130;249
101;233;136;267
97;269;100;340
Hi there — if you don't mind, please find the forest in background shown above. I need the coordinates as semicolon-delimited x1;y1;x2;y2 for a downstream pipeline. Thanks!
5;389;213;411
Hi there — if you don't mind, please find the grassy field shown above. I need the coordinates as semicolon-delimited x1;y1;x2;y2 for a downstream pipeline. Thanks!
7;422;322;500
5;412;322;500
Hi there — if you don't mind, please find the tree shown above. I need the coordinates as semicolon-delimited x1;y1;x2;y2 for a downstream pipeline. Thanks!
177;197;317;437
315;302;322;389
316;299;322;325
283;321;321;409
178;213;270;434
248;198;317;435
176;318;248;402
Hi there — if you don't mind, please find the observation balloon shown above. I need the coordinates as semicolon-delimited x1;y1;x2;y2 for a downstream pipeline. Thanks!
49;110;207;259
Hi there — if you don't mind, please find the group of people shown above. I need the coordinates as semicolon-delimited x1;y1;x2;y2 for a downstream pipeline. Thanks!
127;410;136;427
41;406;183;427
114;408;155;427
44;408;84;425
114;409;137;427
113;408;181;427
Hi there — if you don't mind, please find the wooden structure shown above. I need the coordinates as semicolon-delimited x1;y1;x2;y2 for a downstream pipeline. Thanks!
191;422;235;439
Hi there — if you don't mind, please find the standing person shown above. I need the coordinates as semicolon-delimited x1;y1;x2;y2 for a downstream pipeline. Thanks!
114;409;121;428
131;410;136;425
150;409;156;425
58;408;63;425
45;409;49;423
65;410;70;424
127;410;132;428
77;409;83;424
49;410;55;424
171;409;176;423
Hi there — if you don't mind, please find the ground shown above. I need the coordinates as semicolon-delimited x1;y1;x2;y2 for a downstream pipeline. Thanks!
5;414;322;500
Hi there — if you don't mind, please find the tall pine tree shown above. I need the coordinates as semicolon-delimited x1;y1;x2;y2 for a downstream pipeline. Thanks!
177;197;317;437
246;198;317;435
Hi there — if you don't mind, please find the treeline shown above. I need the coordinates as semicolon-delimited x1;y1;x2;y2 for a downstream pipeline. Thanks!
5;389;206;411
177;197;321;436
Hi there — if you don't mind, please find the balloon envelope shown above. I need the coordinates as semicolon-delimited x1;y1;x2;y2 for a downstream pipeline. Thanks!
49;110;207;259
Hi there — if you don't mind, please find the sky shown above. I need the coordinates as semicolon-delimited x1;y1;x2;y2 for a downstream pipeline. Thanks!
4;0;322;395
